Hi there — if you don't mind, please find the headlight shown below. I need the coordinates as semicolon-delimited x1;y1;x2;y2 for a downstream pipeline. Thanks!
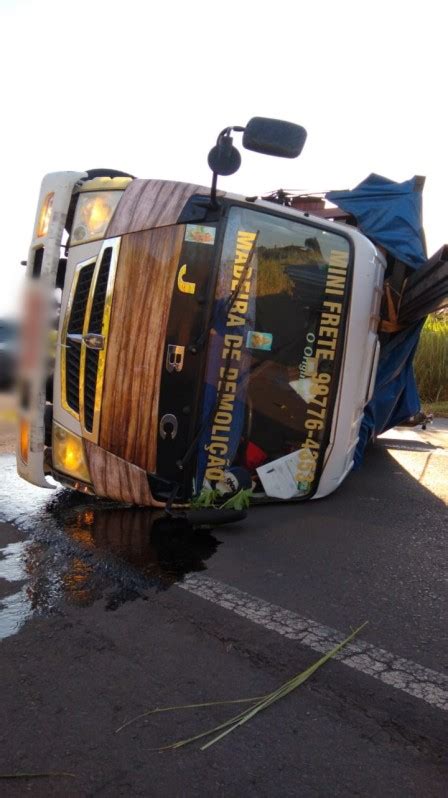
71;191;122;244
37;192;55;237
52;422;91;483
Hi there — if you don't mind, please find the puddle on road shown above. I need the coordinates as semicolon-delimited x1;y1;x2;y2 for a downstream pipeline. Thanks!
0;456;221;639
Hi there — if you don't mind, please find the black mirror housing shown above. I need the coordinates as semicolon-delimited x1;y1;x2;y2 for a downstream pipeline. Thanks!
243;117;307;159
207;136;242;176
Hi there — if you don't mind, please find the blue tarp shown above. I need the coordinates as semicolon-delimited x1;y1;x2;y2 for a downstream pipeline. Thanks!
353;321;424;467
327;174;426;268
325;175;427;463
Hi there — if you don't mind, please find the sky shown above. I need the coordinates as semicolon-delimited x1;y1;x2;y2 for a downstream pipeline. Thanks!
0;0;446;317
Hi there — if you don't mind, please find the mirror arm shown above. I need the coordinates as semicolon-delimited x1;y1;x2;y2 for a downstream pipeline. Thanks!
216;125;245;143
209;127;246;208
210;170;219;209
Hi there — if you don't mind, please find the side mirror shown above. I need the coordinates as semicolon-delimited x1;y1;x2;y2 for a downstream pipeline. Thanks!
207;118;307;206
243;117;307;158
207;135;241;177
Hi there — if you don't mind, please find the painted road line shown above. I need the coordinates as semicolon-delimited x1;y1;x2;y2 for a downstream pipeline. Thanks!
178;574;448;712
381;442;448;456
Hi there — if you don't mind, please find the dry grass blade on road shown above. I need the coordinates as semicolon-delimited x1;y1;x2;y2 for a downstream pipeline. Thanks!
115;696;266;734
0;772;76;780
149;623;367;752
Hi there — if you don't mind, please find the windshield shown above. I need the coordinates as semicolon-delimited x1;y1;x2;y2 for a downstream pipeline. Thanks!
197;205;351;499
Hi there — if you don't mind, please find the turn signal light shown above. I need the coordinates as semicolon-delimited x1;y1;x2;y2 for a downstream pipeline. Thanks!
19;418;30;464
37;192;54;237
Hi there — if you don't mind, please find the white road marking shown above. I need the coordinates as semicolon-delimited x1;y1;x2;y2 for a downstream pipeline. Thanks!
381;442;448;456
178;575;448;712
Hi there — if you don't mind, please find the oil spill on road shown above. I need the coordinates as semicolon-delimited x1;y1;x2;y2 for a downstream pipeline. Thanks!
60;505;221;608
0;455;220;638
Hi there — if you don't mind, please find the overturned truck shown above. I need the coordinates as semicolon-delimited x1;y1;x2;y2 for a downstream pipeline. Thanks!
16;118;448;509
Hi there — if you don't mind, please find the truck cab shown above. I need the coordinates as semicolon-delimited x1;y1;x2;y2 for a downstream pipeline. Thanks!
17;119;388;506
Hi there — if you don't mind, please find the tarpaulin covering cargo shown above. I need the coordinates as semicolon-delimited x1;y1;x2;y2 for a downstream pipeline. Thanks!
327;174;447;462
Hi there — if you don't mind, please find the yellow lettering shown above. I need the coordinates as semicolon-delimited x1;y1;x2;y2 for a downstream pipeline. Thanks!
220;367;238;380
318;326;338;339
227;313;245;327
218;395;235;413
223;347;241;360
301;438;320;451
211;425;230;436
320;312;340;327
233;265;253;280
224;334;243;349
230;300;248;315
234;250;249;265
237;231;257;249
315;348;335;361
177;264;196;295
206;468;225;481
209;442;228;455
317;337;337;351
215;411;232;425
202;228;257;477
231;278;251;295
329;250;348;269
207;455;226;468
323;300;342;313
326;274;346;295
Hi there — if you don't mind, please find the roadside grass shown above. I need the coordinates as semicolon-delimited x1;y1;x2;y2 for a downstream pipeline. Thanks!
414;314;448;405
422;401;448;418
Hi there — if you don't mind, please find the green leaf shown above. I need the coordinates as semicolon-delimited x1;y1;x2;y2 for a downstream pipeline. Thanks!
219;488;253;511
190;487;253;511
190;488;220;508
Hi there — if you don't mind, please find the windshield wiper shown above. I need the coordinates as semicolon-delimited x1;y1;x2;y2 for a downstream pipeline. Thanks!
191;231;259;352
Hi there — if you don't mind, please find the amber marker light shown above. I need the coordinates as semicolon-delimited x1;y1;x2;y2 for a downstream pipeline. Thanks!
19;418;30;464
37;192;55;237
52;423;91;483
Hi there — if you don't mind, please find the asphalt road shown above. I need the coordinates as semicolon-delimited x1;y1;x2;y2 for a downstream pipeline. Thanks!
0;422;447;797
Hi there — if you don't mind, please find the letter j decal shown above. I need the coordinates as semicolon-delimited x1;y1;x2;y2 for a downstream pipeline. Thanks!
177;264;196;295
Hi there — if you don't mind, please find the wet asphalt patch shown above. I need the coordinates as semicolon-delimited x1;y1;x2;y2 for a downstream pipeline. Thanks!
1;451;448;717
0;455;220;639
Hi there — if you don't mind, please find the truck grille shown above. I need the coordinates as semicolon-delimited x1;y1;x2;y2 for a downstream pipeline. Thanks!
84;348;99;431
83;247;113;432
65;262;95;414
61;238;120;442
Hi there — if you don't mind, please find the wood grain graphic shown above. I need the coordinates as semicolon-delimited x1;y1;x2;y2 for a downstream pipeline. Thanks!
84;440;164;507
107;179;216;237
99;225;184;472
